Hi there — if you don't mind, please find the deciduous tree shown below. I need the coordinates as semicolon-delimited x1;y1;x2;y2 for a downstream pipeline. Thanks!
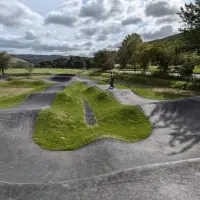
118;33;143;68
0;51;11;75
178;0;200;51
93;49;115;71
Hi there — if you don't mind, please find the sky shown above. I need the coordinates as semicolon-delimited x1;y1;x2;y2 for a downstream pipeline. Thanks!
0;0;195;56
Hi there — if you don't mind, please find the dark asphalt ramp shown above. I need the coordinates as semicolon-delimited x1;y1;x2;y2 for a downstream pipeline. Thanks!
49;76;72;82
1;77;200;199
1;159;200;200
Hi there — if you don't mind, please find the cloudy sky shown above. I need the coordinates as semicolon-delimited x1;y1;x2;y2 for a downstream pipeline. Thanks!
0;0;194;56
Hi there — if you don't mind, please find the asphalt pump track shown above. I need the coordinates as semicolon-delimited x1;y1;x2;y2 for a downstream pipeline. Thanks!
0;76;200;199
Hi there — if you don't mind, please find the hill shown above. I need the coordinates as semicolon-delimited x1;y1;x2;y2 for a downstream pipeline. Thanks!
12;54;66;65
9;57;33;68
148;33;185;50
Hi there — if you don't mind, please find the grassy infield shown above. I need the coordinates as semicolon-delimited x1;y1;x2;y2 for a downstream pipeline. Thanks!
34;82;151;150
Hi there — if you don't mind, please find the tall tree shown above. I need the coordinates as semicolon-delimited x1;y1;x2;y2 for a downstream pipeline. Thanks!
152;45;173;76
178;0;200;51
0;51;11;75
134;43;153;74
93;49;115;71
118;33;143;68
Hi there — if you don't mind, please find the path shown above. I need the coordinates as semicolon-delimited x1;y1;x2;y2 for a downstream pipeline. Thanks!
0;76;200;199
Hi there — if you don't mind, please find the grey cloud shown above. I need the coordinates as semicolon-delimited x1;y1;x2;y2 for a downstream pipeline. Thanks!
24;31;37;40
80;0;123;21
83;41;93;47
81;27;99;36
0;35;80;52
44;11;76;27
145;0;178;17
142;25;174;41
108;0;123;16
0;35;28;49
156;16;180;24
101;23;121;35
80;23;121;41
80;0;105;20
96;34;108;41
32;42;78;52
122;17;142;26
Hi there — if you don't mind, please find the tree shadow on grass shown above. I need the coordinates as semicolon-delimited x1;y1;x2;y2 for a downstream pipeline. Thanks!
145;98;200;155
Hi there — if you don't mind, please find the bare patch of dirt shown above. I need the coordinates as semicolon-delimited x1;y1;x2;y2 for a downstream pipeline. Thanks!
0;88;33;97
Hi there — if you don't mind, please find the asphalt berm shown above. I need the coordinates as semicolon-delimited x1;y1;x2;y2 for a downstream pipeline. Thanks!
0;76;200;199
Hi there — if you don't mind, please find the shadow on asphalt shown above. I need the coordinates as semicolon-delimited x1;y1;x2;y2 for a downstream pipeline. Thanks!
146;98;200;155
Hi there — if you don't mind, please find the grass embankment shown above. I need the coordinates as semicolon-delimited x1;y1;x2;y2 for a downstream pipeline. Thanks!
34;82;152;150
116;84;195;100
0;79;51;108
82;72;199;100
2;68;81;76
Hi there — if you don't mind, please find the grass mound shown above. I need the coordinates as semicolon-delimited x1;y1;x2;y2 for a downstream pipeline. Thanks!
0;79;49;88
34;82;152;150
0;79;51;108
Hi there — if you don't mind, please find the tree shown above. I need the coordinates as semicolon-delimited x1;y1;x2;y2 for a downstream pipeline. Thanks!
134;43;153;74
0;51;11;75
174;53;200;79
26;65;34;77
152;45;173;76
178;0;200;51
118;33;143;68
93;49;115;71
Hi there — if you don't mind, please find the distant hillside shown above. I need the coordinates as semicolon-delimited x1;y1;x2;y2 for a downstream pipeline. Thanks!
148;33;185;49
9;57;33;68
12;54;66;65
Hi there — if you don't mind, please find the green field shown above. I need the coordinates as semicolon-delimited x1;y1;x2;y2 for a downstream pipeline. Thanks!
2;68;81;75
34;82;152;150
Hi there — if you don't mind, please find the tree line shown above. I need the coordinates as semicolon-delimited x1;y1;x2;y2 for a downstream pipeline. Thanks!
38;56;94;69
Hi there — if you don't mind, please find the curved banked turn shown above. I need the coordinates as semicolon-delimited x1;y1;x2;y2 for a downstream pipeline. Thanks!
0;77;200;199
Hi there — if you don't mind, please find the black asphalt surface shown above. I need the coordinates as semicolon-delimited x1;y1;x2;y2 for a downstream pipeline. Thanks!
1;76;200;199
97;84;159;105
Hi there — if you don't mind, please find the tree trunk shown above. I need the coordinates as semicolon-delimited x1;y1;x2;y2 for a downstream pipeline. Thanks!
1;68;4;75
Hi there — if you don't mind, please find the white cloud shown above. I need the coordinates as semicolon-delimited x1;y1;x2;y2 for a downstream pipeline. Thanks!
0;0;192;54
141;24;176;41
45;11;77;27
0;0;43;28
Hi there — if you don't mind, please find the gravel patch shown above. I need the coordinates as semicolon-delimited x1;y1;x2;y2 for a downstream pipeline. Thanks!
83;99;97;126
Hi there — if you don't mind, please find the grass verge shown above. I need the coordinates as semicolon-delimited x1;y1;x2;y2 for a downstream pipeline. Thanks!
0;79;51;108
3;68;81;76
33;82;152;150
80;74;197;100
116;84;195;100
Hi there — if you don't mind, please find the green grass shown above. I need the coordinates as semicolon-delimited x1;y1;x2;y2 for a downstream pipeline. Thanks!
81;74;198;100
193;67;200;74
0;79;51;108
2;68;81;75
33;82;152;150
116;84;195;100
